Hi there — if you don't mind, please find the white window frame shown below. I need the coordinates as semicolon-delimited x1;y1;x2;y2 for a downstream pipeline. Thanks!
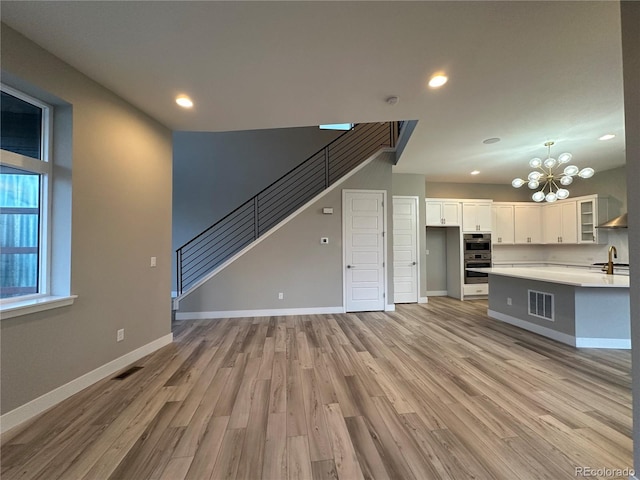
0;84;53;305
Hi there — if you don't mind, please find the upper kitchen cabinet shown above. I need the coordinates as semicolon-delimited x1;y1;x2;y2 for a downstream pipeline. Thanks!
462;201;492;232
576;195;608;244
492;203;515;244
543;200;578;244
426;199;461;226
514;204;543;244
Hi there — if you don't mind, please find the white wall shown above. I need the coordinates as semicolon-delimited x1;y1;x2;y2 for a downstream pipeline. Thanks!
493;230;629;266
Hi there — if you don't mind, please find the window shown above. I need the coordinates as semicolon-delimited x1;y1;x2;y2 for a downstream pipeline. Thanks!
319;123;354;131
0;86;51;302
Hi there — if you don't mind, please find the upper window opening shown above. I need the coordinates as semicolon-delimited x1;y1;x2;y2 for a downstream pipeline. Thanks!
319;123;354;131
1;91;43;160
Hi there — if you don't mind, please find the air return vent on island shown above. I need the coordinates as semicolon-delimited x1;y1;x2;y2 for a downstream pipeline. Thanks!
528;290;554;321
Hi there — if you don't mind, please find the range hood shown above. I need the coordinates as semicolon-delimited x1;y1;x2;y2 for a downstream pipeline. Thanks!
597;213;628;229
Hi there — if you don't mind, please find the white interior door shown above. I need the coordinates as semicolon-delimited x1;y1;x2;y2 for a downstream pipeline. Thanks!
344;191;385;312
393;196;418;303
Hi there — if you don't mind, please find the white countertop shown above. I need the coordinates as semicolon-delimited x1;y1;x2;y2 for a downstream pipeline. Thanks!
469;266;630;288
492;260;630;274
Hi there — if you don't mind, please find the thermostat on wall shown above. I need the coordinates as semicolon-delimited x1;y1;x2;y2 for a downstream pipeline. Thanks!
322;207;333;214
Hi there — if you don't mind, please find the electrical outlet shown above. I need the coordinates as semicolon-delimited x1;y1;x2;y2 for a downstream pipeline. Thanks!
117;328;125;342
150;256;157;267
507;297;512;306
278;292;284;300
426;249;430;255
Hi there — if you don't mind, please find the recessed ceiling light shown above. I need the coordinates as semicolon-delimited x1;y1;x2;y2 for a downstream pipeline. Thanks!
428;74;448;88
598;134;615;141
482;137;501;144
175;95;193;108
470;170;480;175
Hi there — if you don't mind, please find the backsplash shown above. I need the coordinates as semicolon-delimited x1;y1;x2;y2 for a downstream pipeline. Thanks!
493;229;629;266
492;244;546;263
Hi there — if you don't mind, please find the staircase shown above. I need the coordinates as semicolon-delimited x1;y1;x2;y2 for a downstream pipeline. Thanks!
176;121;401;295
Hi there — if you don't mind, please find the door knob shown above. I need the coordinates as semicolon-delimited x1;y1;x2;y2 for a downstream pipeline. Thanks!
411;262;416;265
347;265;352;269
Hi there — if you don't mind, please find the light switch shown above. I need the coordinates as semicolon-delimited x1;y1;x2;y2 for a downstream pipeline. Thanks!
320;237;329;244
150;256;157;267
322;208;333;214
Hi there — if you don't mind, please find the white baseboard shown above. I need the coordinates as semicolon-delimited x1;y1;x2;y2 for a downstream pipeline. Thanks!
488;310;576;347
176;306;346;320
575;337;631;349
488;310;631;350
0;333;173;434
418;297;428;304
385;304;396;312
426;290;448;297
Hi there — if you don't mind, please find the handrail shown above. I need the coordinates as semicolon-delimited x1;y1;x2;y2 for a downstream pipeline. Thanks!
176;126;355;252
176;121;401;294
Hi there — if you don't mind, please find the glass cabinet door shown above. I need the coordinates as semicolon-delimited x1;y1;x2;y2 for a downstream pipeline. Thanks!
578;199;595;243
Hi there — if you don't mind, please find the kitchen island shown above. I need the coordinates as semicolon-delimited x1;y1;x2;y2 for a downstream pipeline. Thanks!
470;267;630;349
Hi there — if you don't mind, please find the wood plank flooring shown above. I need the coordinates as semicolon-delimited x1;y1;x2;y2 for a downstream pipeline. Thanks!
1;297;632;479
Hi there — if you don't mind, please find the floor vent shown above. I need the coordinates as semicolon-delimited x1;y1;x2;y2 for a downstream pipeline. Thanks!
528;289;554;321
112;366;143;380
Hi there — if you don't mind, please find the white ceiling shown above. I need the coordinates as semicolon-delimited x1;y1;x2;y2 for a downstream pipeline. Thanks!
1;1;626;184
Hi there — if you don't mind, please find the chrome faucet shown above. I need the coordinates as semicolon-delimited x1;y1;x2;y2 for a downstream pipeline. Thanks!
602;245;617;274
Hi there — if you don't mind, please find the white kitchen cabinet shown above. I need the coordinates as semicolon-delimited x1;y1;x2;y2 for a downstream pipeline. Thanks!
576;195;608;244
543;200;577;244
492;203;514;244
514;204;543;244
462;201;492;232
560;201;578;243
426;199;460;226
463;283;488;296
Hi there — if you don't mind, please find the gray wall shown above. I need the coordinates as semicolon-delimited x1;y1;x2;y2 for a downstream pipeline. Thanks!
567;165;626;217
392;173;427;298
425;181;533;201
620;1;640;473
178;152;394;313
173;127;342;250
425;228;448;292
426;166;626;211
574;289;630;340
1;25;173;414
488;276;577;336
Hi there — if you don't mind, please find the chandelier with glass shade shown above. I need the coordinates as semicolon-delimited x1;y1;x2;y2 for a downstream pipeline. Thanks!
511;141;594;202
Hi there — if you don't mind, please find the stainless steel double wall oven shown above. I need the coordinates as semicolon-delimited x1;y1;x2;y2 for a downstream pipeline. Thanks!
463;233;491;284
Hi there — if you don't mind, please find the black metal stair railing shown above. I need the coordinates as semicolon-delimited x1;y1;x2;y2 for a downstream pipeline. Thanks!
176;121;399;295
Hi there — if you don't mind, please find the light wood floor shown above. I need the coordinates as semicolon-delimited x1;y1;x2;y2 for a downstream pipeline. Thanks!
1;298;632;480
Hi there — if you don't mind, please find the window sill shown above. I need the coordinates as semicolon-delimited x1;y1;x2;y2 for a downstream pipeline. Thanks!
0;295;77;320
